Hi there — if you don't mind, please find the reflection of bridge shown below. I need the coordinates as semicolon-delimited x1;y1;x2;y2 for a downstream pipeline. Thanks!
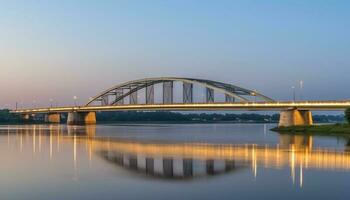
86;136;350;172
69;130;350;186
99;151;241;179
3;125;350;185
11;77;350;127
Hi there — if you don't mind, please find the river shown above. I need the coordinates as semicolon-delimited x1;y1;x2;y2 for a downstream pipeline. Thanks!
0;123;349;200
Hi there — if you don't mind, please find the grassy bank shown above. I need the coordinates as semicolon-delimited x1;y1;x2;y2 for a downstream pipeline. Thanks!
271;123;350;134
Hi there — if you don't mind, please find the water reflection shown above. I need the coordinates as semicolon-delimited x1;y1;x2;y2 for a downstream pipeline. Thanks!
99;151;240;179
2;124;350;188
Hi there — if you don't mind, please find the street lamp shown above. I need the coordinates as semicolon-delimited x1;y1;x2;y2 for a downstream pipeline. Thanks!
49;99;53;108
291;86;296;102
299;80;303;100
73;96;78;106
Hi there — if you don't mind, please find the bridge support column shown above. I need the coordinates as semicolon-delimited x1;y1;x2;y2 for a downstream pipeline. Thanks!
225;94;235;102
45;113;61;123
278;109;313;127
67;112;96;125
183;83;193;103
146;84;155;104
163;81;173;104
206;88;214;103
115;89;124;105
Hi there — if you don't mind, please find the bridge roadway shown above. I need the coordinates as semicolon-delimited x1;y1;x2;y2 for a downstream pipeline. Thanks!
11;100;350;127
11;100;350;114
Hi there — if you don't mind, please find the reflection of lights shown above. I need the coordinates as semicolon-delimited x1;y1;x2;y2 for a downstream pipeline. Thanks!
89;139;93;167
305;148;309;169
300;162;303;188
57;127;60;152
290;145;295;184
79;138;350;171
245;144;248;161
276;144;280;167
39;132;41;152
50;132;53;159
7;126;10;148
73;134;78;181
5;126;350;185
264;145;268;167
252;144;257;178
33;125;36;154
73;134;77;168
20;134;23;152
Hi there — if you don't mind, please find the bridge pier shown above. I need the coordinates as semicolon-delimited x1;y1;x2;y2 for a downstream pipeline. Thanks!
67;112;96;125
278;109;313;127
45;113;61;123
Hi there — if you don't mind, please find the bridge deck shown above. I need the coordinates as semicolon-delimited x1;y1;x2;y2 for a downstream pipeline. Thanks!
11;101;350;114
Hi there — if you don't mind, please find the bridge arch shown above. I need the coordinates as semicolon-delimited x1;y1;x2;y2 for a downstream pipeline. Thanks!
85;77;274;106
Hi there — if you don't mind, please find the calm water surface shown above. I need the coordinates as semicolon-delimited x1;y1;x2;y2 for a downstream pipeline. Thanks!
0;123;349;200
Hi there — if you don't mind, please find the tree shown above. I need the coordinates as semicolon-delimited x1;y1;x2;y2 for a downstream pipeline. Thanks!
345;108;350;124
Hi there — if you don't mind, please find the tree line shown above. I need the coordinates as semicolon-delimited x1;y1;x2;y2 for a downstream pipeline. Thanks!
346;108;350;124
0;109;346;124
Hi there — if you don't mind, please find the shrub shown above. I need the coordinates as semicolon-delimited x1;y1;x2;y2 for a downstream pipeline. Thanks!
345;108;350;124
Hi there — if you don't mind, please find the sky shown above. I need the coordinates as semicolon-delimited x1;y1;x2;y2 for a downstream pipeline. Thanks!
0;0;349;109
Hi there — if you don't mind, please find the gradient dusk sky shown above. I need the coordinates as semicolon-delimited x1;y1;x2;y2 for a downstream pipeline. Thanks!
1;0;349;108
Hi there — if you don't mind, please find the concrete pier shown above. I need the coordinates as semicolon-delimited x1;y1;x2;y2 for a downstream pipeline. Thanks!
67;112;96;125
45;113;61;123
278;109;313;127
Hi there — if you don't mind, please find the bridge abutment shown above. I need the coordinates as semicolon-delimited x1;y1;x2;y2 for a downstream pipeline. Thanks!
278;109;313;127
45;113;61;123
67;112;96;125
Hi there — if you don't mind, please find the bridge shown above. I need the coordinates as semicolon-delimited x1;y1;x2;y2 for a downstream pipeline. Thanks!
11;77;350;127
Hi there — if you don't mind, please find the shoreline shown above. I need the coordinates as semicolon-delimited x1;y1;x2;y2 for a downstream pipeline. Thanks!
271;123;350;135
0;121;279;126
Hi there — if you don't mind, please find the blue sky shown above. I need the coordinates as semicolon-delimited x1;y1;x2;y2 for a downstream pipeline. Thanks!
0;0;349;108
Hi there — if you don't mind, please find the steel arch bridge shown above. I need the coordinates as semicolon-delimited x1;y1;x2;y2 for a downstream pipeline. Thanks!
11;76;350;127
86;77;275;106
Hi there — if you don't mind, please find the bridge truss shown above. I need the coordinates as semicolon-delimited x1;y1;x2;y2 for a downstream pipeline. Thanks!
86;77;274;106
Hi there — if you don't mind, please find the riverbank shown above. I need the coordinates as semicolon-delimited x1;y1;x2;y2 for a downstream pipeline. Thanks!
271;123;350;135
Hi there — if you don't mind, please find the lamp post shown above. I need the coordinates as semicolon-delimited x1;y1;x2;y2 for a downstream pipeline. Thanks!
49;99;53;108
299;80;303;100
291;86;296;102
73;96;78;106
